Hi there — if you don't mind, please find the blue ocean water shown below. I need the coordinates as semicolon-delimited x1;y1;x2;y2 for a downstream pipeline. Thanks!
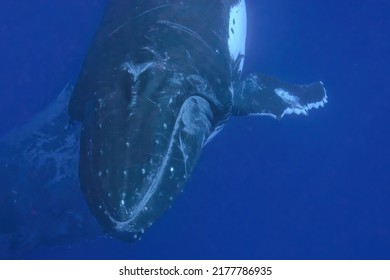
0;0;389;259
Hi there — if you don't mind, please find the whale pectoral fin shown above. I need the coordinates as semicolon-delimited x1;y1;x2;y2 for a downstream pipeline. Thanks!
0;83;101;258
232;73;327;119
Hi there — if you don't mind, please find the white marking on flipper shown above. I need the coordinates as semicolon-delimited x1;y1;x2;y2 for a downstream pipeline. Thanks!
228;0;247;72
280;85;328;118
249;112;278;119
275;88;301;107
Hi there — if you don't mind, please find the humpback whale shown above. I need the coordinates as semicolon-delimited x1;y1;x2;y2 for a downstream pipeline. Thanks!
68;0;327;241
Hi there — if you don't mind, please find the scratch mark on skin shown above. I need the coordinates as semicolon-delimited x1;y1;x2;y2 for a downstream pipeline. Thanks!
157;20;214;53
144;96;160;108
108;4;171;37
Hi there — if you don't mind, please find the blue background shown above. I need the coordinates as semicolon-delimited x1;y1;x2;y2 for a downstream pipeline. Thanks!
0;0;389;259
